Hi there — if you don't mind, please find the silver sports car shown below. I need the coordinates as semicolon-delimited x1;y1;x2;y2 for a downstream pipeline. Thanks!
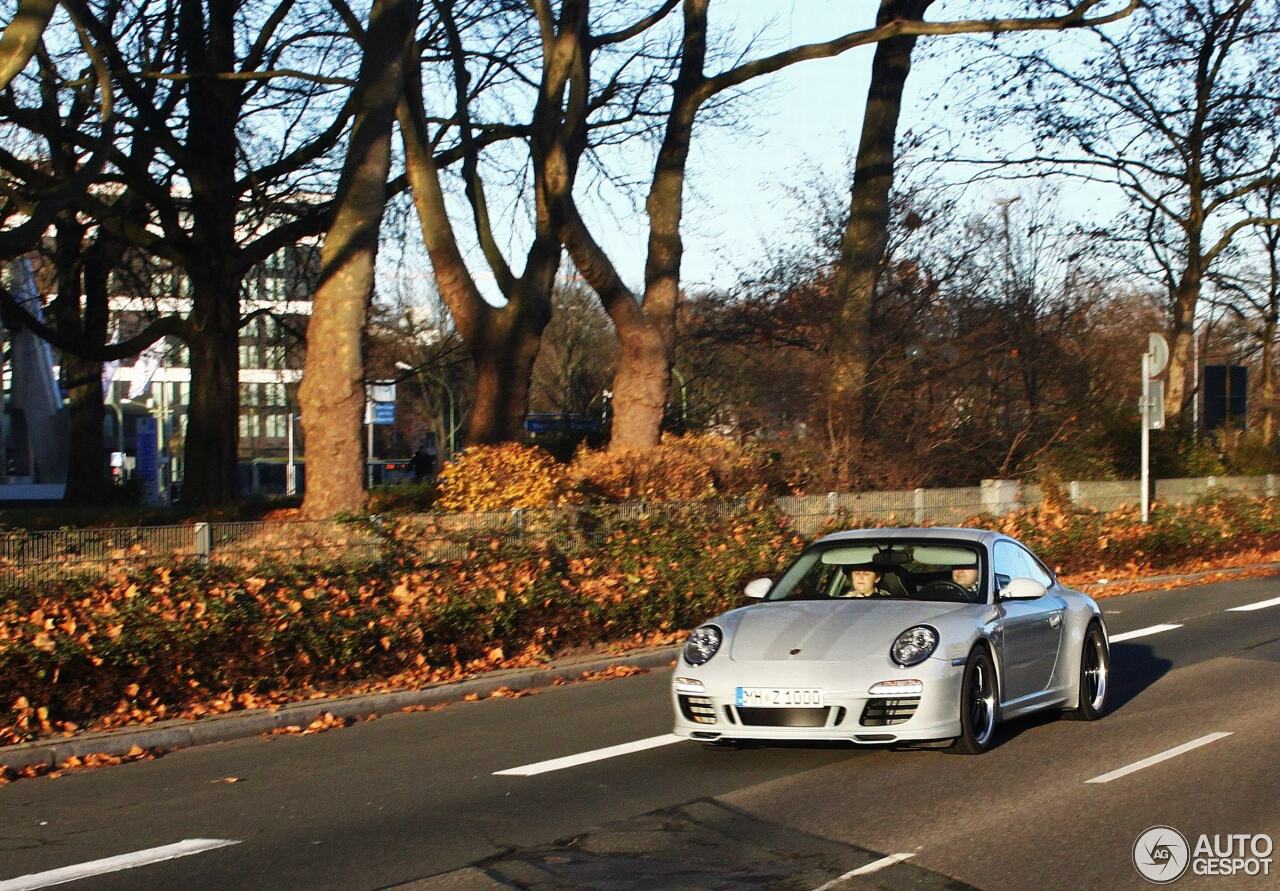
672;527;1110;754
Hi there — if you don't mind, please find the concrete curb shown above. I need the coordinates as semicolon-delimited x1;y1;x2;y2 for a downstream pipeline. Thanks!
0;646;679;772
1089;560;1280;589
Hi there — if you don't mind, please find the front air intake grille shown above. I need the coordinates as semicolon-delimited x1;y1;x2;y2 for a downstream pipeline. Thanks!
678;694;717;724
860;697;920;727
736;707;831;728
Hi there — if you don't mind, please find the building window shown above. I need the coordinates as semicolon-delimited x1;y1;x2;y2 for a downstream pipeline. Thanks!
264;383;286;406
238;412;260;439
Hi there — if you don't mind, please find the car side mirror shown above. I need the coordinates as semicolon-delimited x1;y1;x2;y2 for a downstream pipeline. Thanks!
1000;577;1047;600
743;577;772;599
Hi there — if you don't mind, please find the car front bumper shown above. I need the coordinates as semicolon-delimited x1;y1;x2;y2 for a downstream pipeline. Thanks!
671;656;964;743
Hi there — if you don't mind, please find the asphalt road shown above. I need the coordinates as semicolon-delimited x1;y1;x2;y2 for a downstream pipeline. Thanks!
3;575;1280;890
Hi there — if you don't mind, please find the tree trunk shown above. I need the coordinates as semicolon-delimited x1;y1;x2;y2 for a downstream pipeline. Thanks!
182;278;241;506
1263;318;1276;444
49;214;110;504
466;307;545;444
63;355;107;504
1165;265;1200;425
299;0;415;518
175;0;242;508
827;0;932;434
608;319;668;449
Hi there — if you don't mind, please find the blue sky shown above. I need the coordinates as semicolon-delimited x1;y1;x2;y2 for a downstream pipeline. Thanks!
570;1;1124;294
590;1;887;292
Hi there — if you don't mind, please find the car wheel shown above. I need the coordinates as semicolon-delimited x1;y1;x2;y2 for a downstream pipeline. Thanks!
1064;621;1109;721
948;645;999;755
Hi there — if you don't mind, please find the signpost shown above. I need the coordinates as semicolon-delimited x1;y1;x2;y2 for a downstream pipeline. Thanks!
286;412;297;496
365;381;397;488
1141;333;1169;523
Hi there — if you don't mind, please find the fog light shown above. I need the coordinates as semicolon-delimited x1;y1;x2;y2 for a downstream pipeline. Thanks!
675;677;706;693
868;679;923;696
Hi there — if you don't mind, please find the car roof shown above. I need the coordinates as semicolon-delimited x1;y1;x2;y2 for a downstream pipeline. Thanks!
813;527;1002;547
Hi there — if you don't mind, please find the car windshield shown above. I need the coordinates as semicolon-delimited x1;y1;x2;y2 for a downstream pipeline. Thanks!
765;539;986;604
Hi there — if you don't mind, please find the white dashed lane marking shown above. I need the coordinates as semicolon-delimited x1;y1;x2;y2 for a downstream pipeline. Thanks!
494;734;684;776
1084;732;1233;784
0;839;241;891
1227;595;1280;612
1109;623;1183;642
810;853;917;891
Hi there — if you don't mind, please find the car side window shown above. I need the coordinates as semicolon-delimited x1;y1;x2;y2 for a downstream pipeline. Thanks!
1015;544;1054;588
992;541;1022;592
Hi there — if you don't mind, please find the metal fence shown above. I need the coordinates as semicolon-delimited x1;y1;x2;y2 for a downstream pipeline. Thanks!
1;473;1275;592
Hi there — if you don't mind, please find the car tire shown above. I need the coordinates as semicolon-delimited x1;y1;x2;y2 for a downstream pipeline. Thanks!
1064;621;1109;721
947;645;999;755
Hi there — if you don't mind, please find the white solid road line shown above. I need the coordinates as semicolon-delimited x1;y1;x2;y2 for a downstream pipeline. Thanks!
494;733;684;776
810;853;916;891
1228;595;1280;612
1085;732;1233;785
1109;623;1183;643
0;839;240;891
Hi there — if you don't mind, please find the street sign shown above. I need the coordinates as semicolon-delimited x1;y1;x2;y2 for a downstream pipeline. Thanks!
1146;333;1169;377
372;402;396;425
368;381;396;403
1146;380;1165;430
135;416;160;504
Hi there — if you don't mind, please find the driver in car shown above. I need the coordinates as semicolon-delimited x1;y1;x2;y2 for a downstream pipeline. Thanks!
842;563;890;598
951;564;981;598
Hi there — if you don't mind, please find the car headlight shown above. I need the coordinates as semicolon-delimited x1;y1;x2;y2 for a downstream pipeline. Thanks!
683;625;722;665
890;625;938;666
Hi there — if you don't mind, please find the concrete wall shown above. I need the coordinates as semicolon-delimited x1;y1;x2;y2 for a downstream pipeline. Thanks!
773;474;1277;528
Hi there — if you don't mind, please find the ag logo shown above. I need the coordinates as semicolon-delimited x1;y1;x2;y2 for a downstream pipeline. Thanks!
1134;825;1190;883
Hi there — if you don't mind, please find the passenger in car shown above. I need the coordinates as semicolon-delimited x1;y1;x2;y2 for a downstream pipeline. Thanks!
843;564;891;598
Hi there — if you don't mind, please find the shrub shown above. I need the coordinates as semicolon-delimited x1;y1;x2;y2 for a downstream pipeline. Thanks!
435;443;571;511
0;499;797;747
568;433;768;502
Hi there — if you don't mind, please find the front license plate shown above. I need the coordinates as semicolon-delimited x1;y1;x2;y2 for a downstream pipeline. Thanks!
735;687;824;708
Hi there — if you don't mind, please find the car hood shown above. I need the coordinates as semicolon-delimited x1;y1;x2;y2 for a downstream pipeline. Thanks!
728;599;973;662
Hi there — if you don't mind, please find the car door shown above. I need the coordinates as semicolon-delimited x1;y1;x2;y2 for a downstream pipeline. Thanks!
993;541;1065;701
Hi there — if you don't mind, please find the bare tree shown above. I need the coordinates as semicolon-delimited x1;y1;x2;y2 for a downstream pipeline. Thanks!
955;0;1280;424
1208;182;1280;441
398;0;679;446
558;0;1138;453
12;0;373;506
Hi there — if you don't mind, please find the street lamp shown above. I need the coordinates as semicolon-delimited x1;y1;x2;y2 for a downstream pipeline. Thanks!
395;361;458;458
